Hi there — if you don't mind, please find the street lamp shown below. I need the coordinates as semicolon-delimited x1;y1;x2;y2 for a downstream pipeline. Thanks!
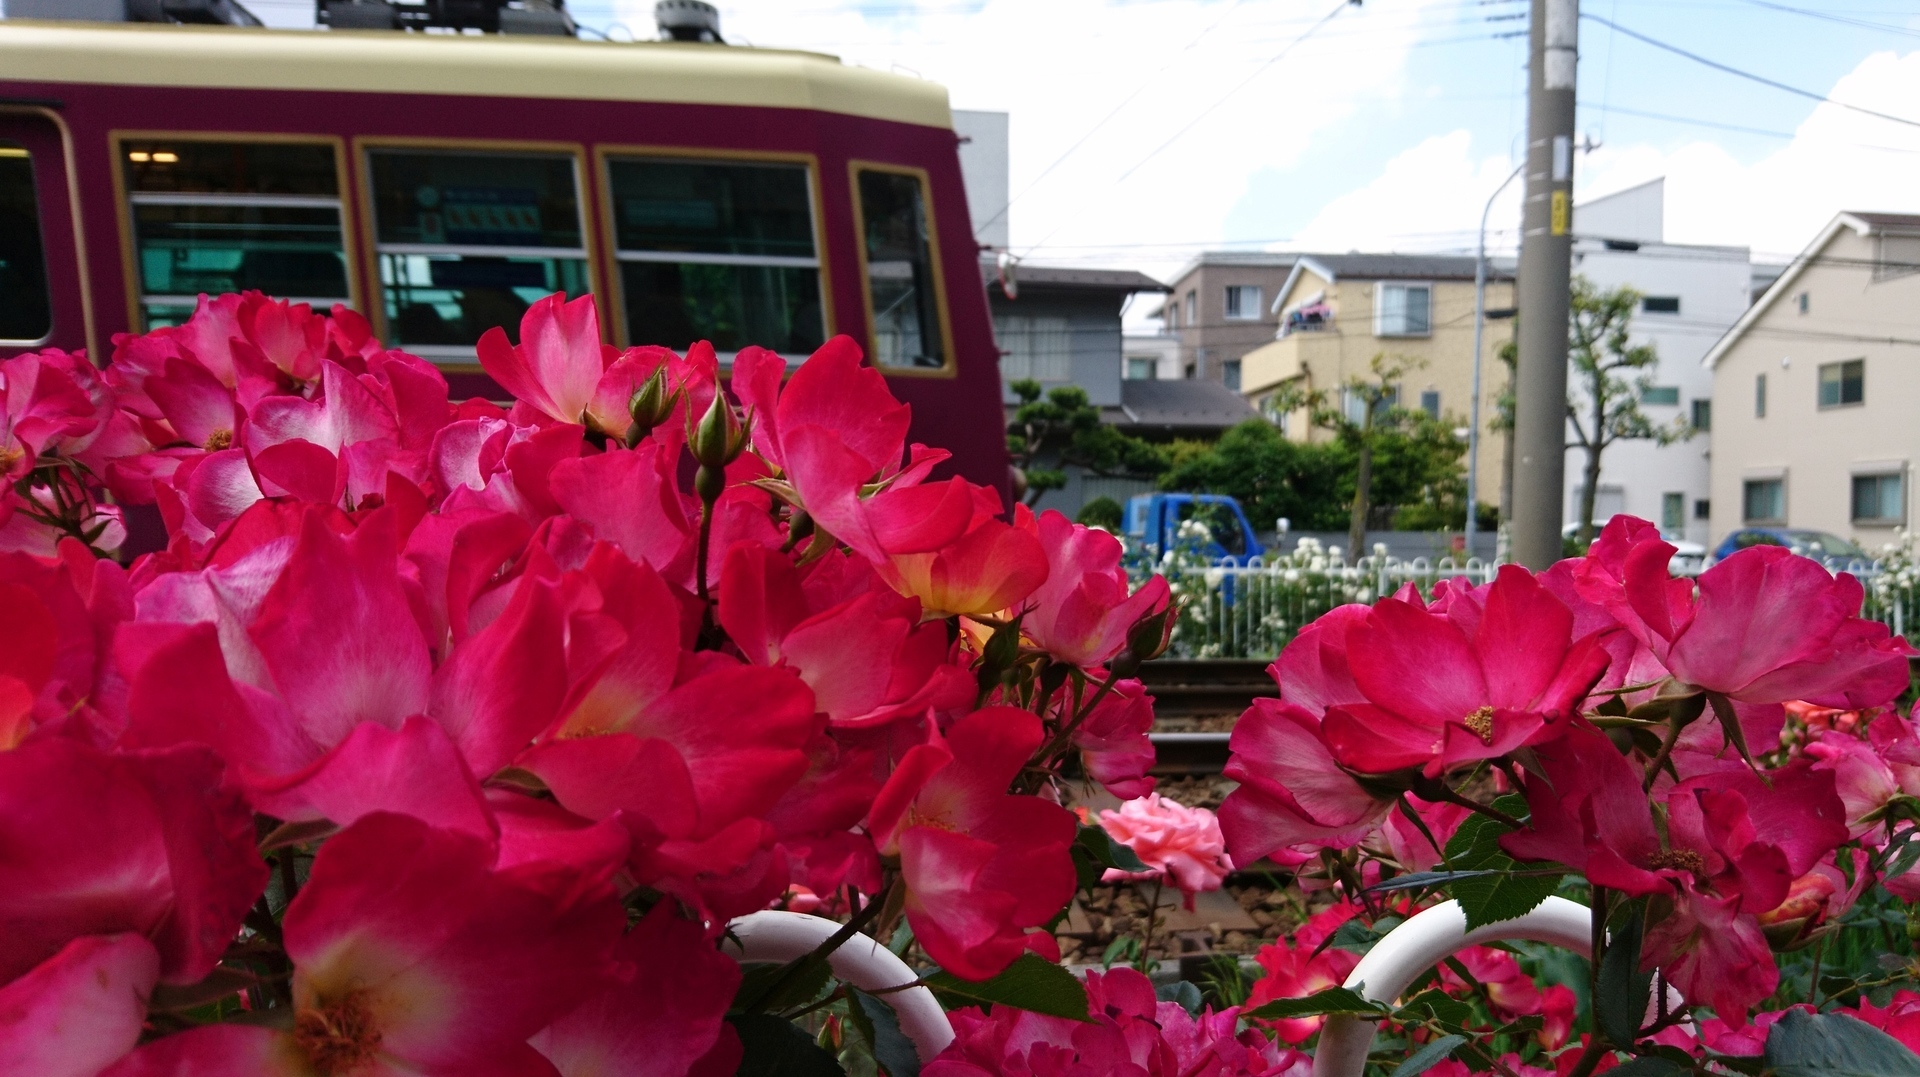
1465;162;1525;564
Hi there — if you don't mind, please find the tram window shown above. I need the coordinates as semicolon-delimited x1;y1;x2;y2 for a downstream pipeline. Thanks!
855;169;945;371
122;139;350;329
367;149;590;356
606;158;823;357
0;143;52;343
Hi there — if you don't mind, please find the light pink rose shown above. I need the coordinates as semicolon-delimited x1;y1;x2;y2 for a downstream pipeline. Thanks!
1099;793;1233;908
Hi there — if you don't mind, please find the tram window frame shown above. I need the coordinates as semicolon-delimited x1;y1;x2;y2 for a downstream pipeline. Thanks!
598;150;830;363
0;141;53;345
360;141;596;366
849;162;954;376
114;134;357;331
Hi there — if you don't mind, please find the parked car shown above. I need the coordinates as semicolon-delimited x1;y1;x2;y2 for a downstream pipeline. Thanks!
1564;521;1708;576
1708;528;1871;569
1124;493;1265;566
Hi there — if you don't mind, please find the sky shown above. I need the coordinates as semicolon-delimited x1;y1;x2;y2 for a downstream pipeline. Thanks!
208;0;1920;285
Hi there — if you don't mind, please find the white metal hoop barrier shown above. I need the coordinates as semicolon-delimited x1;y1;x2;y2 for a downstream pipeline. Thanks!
725;910;957;1065
732;899;1675;1077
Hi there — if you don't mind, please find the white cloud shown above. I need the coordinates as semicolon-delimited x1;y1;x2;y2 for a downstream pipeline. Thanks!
1296;48;1920;262
1286;129;1524;254
634;0;1463;272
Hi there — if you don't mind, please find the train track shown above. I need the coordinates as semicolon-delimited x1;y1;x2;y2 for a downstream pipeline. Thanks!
1136;660;1276;775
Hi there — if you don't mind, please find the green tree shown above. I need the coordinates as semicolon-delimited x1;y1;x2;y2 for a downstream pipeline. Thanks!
1157;419;1350;532
1006;380;1167;506
1566;278;1688;548
1275;353;1429;559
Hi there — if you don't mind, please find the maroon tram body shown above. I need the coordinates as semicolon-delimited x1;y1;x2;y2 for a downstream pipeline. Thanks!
0;20;1008;495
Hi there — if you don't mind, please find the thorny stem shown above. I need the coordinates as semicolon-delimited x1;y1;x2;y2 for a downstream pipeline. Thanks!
1137;876;1165;973
1642;715;1687;793
1030;670;1123;776
695;502;716;604
278;851;301;912
1430;784;1524;829
1562;885;1613;1077
741;882;891;1015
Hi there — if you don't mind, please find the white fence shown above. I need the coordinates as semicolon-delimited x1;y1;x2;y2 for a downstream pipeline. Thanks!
1162;554;1919;661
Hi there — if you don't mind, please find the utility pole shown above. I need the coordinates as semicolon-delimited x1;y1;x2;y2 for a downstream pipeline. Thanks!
1510;0;1578;569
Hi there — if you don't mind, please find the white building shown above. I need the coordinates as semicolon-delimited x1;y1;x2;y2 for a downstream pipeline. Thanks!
1702;211;1920;550
1564;179;1753;545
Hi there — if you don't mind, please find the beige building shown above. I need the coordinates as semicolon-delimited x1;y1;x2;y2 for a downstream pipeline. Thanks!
1237;254;1515;515
1703;211;1920;551
1152;253;1303;389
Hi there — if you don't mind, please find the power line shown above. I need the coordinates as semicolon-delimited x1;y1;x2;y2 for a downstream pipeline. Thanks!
1731;0;1920;38
1019;0;1359;257
972;0;1254;240
1578;102;1920;153
1582;13;1920;130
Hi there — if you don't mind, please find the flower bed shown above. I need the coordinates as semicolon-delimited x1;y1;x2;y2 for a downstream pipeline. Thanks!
3;291;1919;1077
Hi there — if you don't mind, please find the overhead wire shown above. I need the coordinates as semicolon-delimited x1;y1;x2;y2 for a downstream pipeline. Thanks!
971;0;1255;240
1582;12;1920;130
1018;0;1359;258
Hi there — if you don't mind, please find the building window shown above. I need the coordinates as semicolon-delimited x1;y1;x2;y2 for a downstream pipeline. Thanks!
1125;356;1156;381
1184;290;1196;325
606;157;823;358
1641;295;1680;314
1420;390;1440;419
1818;359;1865;408
126;139;351;330
1874;235;1920;282
1743;478;1785;524
1690;399;1711;431
1661;492;1685;531
854;168;946;370
994;315;1070;382
1852;472;1904;524
1222;359;1241;391
1755;373;1767;418
1223;285;1261;320
1639;385;1680;406
0;142;50;343
367;147;587;355
1796;292;1810;314
1375;282;1431;337
1693;498;1710;520
1343;386;1397;426
1184;362;1195;379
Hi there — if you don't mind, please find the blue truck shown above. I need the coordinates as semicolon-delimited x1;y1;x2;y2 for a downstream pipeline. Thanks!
1122;493;1266;566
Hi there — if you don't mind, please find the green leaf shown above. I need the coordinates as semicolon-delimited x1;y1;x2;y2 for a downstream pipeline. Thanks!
1395;988;1474;1028
1157;980;1203;1016
1391;1034;1467;1077
1072;823;1148;889
1596;906;1652;1049
730;1014;848;1077
733;959;834;1016
1326;915;1404;955
925;954;1092;1022
1602;1058;1687;1077
1765;1010;1920;1077
1442;795;1558;930
1244;985;1389;1022
851;989;922;1077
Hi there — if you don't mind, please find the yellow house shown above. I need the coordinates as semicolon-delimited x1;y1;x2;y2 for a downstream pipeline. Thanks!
1239;253;1514;511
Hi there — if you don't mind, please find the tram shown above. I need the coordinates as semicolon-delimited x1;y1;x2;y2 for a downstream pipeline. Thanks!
0;16;1008;492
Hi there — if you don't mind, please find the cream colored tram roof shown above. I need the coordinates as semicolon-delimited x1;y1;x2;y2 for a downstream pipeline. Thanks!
0;20;952;129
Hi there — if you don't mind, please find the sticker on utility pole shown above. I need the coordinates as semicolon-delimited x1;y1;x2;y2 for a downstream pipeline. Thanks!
1550;190;1570;236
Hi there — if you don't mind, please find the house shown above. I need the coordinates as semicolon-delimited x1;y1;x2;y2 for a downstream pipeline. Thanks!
1702;211;1920;549
1154;253;1302;388
1122;332;1180;381
1235;253;1515;516
985;259;1188;513
1563;178;1753;545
